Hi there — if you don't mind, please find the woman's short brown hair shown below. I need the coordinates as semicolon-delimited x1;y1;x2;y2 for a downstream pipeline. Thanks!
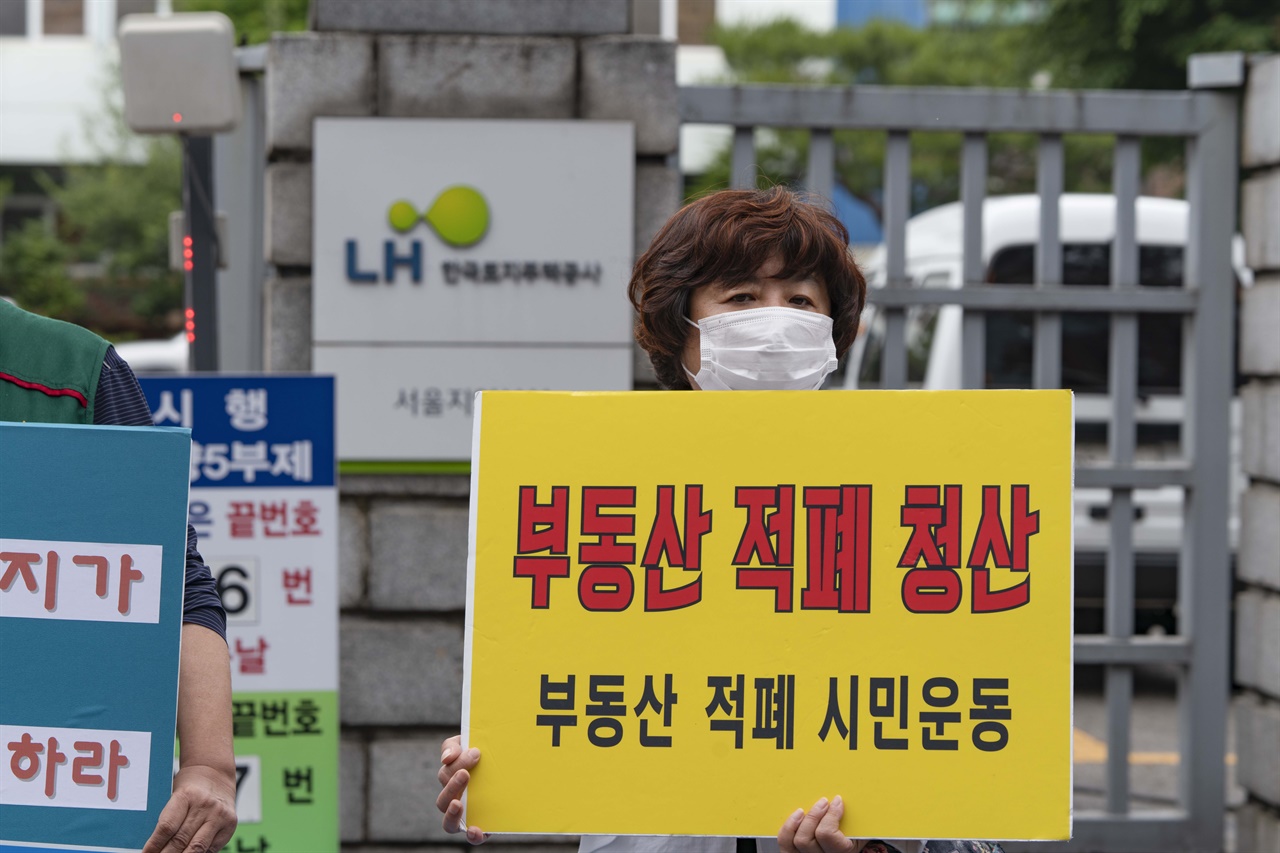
628;187;867;389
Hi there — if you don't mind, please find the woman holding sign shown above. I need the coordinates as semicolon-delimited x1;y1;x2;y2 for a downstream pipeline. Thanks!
436;189;1003;853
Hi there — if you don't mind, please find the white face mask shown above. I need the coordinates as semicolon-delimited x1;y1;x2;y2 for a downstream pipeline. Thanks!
684;306;839;391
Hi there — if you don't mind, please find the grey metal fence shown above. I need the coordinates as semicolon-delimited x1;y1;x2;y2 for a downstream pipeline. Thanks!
679;57;1241;853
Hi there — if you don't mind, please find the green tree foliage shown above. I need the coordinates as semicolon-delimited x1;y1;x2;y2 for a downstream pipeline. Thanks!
1034;0;1280;90
694;17;1081;213
0;98;183;335
694;2;1278;211
176;0;310;45
0;2;309;332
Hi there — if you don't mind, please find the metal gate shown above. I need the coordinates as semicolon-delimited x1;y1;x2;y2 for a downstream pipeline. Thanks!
679;55;1242;853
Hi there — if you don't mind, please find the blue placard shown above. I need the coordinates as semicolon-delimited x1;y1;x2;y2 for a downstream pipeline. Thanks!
0;422;191;852
138;376;335;489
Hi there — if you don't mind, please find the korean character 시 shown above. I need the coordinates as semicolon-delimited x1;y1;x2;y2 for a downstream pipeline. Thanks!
818;675;858;750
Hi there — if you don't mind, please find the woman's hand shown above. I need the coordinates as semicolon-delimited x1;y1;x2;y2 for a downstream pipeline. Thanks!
435;735;488;845
777;796;865;853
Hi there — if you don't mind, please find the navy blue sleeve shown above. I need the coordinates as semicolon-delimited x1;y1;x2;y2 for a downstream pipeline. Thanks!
95;347;227;641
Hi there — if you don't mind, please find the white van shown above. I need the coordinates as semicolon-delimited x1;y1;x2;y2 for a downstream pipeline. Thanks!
845;194;1250;630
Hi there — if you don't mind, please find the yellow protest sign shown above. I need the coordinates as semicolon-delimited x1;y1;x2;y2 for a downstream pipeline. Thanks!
463;390;1073;842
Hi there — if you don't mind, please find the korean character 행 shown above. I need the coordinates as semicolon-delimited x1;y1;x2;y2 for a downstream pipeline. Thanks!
752;674;796;750
733;486;796;611
225;388;268;431
870;675;909;750
802;485;872;614
920;677;961;750
706;674;745;749
970;677;1011;751
633;674;678;747
535;674;577;746
818;675;859;750
586;674;626;747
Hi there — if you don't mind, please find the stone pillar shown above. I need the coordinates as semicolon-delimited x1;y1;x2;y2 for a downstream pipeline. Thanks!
262;1;679;847
1234;52;1280;853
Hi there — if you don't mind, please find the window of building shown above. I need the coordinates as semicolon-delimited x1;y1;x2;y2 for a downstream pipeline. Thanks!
43;0;85;35
0;1;28;36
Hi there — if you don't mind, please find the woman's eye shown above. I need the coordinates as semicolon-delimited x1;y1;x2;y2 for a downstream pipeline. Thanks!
790;296;814;306
729;293;753;303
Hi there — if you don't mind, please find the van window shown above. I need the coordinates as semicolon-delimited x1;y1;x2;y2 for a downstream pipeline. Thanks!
985;243;1183;395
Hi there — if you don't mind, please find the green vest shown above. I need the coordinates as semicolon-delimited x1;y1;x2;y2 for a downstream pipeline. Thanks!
0;299;110;426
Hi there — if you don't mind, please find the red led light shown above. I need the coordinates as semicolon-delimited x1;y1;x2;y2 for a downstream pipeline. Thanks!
183;236;192;247
186;331;195;343
173;112;183;123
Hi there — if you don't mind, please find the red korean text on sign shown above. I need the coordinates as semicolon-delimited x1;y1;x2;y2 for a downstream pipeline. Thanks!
732;486;795;611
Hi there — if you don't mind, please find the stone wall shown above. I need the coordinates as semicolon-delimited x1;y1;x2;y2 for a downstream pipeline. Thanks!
263;1;680;848
1234;52;1280;853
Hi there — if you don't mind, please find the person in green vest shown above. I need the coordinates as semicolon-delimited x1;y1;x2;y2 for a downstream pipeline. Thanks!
0;297;237;853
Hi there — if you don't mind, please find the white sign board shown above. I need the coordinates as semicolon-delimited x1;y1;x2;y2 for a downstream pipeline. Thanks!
313;118;636;461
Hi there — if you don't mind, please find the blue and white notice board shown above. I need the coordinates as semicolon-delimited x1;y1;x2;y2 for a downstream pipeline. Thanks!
139;376;338;853
0;422;191;852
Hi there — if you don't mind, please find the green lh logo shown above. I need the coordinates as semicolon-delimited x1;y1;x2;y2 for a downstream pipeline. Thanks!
387;186;490;247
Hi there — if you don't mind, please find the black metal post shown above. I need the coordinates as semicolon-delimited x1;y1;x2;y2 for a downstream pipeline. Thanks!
182;135;219;371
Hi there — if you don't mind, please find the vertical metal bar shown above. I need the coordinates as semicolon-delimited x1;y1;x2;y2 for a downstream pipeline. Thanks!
1034;134;1063;389
731;127;755;190
960;133;987;389
1105;134;1141;815
183;134;219;371
882;131;911;389
805;129;835;201
1179;88;1238;852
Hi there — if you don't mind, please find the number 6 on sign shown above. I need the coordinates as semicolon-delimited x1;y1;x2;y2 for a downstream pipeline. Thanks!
212;558;260;624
